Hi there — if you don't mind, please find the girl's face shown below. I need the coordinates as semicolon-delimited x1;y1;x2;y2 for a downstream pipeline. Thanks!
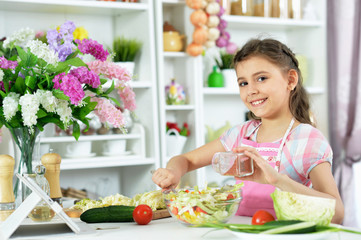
236;56;296;120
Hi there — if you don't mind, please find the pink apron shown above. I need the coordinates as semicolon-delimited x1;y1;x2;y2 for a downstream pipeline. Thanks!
236;118;295;218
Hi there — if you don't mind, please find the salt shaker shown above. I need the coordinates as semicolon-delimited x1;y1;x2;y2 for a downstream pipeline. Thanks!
41;152;62;204
0;155;15;221
212;152;254;177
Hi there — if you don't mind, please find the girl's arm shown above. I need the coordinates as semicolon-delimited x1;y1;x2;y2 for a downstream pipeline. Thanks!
152;139;225;189
236;147;344;224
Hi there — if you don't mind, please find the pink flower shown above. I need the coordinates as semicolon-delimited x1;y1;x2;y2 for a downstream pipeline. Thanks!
75;38;109;62
70;67;100;88
87;61;131;82
52;73;84;105
0;56;18;69
116;82;136;111
91;97;124;128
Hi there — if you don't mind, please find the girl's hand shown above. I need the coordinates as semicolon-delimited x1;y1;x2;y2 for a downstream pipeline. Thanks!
151;168;180;190
232;147;281;185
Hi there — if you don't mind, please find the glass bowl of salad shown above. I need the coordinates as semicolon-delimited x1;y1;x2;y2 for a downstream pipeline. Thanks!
163;184;243;225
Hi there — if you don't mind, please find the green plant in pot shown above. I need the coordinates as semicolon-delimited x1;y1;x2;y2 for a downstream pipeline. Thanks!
215;51;238;89
112;36;142;75
215;51;234;70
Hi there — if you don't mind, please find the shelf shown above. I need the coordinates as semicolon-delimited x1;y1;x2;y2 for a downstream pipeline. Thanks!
223;15;324;30
0;0;148;15
130;81;152;89
203;87;325;95
61;156;155;170
165;105;195;110
162;0;185;6
163;52;188;58
40;133;141;143
203;87;239;95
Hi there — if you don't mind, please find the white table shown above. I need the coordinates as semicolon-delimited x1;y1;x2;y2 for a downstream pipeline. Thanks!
10;216;361;240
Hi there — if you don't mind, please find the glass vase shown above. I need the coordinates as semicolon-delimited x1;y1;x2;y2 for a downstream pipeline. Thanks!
8;126;40;206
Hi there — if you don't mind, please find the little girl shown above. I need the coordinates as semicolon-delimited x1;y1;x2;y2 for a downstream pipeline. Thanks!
152;38;344;224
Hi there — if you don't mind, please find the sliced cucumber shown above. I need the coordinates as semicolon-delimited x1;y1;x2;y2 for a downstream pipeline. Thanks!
261;221;316;234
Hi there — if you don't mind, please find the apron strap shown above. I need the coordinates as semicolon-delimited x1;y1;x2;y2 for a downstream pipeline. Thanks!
275;118;295;171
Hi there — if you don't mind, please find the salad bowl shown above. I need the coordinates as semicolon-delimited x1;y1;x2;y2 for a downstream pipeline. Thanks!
163;184;243;225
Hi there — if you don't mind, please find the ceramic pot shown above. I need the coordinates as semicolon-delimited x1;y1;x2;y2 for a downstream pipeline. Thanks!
222;69;238;89
163;31;185;52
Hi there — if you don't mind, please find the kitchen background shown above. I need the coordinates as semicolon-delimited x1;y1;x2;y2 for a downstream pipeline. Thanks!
0;0;359;227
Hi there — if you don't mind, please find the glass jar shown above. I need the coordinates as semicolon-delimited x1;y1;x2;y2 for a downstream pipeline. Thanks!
212;152;254;177
271;0;289;18
26;165;55;222
288;0;302;19
231;0;254;16
253;0;271;17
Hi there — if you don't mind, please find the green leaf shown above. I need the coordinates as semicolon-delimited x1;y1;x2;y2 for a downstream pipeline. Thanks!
52;89;70;101
104;80;115;95
25;76;36;90
72;121;80;141
36;123;44;131
100;78;108;85
27;52;38;67
73;101;97;120
109;97;121;107
37;58;47;68
36;108;47;118
14;76;26;94
62;57;87;67
65;51;79;60
15;46;27;62
0;90;5;98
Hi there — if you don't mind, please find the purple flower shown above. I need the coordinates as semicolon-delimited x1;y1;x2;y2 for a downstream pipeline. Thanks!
75;38;109;62
60;21;76;43
0;56;18;69
57;42;75;61
70;67;100;88
46;29;61;50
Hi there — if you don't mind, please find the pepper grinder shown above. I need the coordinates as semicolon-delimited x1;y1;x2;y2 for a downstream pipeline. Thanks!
41;152;63;204
0;155;15;221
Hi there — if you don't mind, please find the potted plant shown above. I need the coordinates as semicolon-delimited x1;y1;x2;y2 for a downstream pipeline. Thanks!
165;122;190;157
112;36;142;75
215;51;238;89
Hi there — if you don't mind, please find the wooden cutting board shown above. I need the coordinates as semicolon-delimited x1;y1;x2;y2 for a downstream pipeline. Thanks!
152;209;171;220
64;208;171;220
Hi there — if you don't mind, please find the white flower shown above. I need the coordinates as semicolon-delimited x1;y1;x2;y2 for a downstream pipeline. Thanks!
55;99;72;127
26;40;59;65
0;69;4;82
3;27;35;49
19;93;39;128
3;92;20;121
35;89;57;113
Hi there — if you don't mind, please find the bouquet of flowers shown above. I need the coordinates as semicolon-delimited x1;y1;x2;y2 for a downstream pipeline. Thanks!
0;21;136;195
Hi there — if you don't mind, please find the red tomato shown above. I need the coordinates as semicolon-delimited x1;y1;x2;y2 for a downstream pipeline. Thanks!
172;206;178;215
226;193;235;200
251;210;275;225
133;204;153;225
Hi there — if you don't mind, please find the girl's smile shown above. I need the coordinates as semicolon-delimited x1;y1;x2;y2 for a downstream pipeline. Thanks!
236;56;294;119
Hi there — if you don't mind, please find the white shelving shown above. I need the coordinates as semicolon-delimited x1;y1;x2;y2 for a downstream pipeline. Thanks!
198;0;327;187
0;0;160;197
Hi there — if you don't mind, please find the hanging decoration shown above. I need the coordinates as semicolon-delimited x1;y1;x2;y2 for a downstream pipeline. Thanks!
186;0;237;57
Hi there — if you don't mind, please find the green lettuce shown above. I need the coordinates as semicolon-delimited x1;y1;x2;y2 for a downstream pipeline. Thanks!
271;189;336;226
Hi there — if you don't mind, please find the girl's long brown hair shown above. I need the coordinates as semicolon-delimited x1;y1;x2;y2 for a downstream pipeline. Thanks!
233;38;312;125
